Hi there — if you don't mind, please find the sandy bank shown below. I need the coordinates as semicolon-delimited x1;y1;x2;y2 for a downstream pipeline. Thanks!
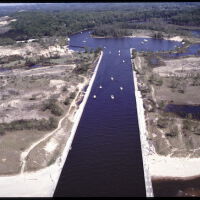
0;51;103;197
167;36;184;42
149;154;200;179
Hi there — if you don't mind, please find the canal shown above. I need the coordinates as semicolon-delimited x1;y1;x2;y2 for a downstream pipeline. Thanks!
54;31;198;197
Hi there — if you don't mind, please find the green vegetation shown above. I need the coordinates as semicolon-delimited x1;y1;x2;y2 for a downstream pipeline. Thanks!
131;49;137;59
93;24;131;38
0;3;199;40
157;117;168;129
183;119;200;135
42;98;64;116
69;92;76;99
0;117;58;134
0;37;15;45
165;125;178;137
64;97;70;105
148;73;163;86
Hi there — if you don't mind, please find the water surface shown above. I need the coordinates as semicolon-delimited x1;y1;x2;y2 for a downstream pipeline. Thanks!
54;31;200;197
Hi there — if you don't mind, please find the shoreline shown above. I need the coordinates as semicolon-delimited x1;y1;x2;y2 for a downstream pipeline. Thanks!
0;51;103;197
131;50;200;181
130;49;153;197
92;34;185;42
91;34;151;39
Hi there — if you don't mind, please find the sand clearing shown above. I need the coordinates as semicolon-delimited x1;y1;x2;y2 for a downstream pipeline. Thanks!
168;36;183;42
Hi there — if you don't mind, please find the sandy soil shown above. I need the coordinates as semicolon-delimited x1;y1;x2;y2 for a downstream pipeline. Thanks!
167;36;184;42
0;43;70;58
153;56;200;77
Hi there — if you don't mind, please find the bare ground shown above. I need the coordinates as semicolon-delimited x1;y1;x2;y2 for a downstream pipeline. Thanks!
0;43;100;175
133;52;200;158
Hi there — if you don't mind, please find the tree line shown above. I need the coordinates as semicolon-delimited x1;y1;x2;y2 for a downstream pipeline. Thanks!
0;3;199;41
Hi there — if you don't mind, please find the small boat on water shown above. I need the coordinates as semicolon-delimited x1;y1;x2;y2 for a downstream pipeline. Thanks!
120;87;123;90
141;41;144;45
99;85;102;89
104;46;107;49
144;39;148;42
83;40;86;43
111;95;115;99
123;60;125;63
118;53;120;56
118;50;120;53
111;76;114;81
93;95;97;99
109;51;111;54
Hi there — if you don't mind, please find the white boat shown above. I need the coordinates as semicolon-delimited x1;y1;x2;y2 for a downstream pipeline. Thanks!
144;39;148;42
83;40;86;43
99;85;102;89
123;60;125;63
111;95;115;99
120;87;123;90
118;53;120;56
141;41;144;44
93;95;97;99
104;46;107;49
109;51;111;54
111;77;114;81
118;50;120;53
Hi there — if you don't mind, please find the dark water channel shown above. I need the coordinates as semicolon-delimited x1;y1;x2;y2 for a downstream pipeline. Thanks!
165;104;200;120
54;30;200;197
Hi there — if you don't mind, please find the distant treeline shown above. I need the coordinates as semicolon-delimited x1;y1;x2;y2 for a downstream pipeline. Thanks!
0;3;200;40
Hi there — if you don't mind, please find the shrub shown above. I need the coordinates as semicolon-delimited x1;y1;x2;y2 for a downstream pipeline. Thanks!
62;86;68;92
165;126;178;137
69;92;76;99
158;100;165;109
49;117;58;129
0;127;5;136
0;117;58;133
168;77;178;89
153;32;163;39
157;118;168;129
64;97;70;105
29;94;37;100
43;98;64;116
0;37;15;46
132;49;137;59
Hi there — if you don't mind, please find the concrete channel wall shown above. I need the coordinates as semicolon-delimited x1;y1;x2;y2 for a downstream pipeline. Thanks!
130;48;154;197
